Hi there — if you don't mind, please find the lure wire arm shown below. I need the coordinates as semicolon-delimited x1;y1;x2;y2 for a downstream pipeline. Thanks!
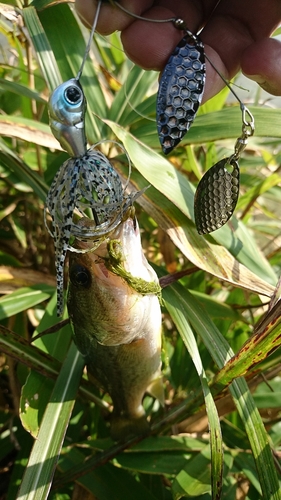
109;1;177;24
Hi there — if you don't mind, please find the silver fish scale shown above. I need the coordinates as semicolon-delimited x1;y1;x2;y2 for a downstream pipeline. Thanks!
194;158;240;234
157;34;206;154
45;148;130;316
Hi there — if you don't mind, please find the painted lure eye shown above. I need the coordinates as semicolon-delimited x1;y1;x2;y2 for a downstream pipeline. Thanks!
70;265;91;287
64;85;83;105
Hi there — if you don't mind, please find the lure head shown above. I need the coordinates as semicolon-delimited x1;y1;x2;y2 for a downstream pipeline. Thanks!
48;78;87;157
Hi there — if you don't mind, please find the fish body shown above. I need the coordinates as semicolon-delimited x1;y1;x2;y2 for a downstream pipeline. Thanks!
67;216;163;440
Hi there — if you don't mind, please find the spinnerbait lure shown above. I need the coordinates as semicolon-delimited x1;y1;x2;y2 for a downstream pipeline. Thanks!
45;1;139;315
108;2;255;232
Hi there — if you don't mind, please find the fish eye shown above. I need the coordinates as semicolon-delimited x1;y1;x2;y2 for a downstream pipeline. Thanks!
64;85;82;105
70;265;91;287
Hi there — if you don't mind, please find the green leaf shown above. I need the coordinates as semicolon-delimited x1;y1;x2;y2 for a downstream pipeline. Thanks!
0;325;61;377
20;373;54;437
0;284;54;319
161;278;281;500
163;286;223;499
114;451;190;476
58;448;159;500
172;446;212;499
191;290;240;320
237;173;281;211
213;300;281;387
0;78;46;103
86;435;208;454
127;105;281;149
182;106;281;145
22;6;61;91
109;65;157;126
128;435;209;453
17;342;84;500
253;392;281;409
20;294;73;437
105;120;276;291
0;142;49;201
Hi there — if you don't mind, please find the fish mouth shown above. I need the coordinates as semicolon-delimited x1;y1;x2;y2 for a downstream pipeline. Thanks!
69;206;136;250
68;215;138;283
69;213;161;295
70;211;136;252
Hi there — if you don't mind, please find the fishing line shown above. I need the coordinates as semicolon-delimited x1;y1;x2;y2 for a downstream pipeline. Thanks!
76;6;157;123
76;0;102;80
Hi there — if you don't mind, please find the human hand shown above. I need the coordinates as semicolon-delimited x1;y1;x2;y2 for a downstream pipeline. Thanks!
75;0;281;103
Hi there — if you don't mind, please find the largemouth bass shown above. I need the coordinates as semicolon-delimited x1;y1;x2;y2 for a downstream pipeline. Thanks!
67;215;163;441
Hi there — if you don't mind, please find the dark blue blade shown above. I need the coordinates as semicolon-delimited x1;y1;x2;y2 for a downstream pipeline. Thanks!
157;34;206;154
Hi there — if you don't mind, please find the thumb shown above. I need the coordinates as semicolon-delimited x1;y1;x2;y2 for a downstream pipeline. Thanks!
241;37;281;96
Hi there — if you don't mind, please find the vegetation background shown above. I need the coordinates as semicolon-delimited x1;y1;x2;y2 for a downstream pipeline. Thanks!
0;1;281;498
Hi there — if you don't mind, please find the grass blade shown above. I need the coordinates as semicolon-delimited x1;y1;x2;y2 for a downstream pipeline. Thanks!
0;284;54;320
105;120;277;287
162;279;281;500
23;6;61;91
163;286;223;500
17;342;84;500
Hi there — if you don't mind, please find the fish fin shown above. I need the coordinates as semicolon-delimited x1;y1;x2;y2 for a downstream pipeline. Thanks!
110;414;150;442
147;375;164;406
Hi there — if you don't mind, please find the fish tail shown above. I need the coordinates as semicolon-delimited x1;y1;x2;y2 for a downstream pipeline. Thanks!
110;413;150;442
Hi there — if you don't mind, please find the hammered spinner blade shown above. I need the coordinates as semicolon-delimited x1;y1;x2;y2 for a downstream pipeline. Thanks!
157;34;206;154
194;158;240;235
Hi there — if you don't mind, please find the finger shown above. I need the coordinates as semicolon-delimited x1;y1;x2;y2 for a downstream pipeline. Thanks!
241;37;281;96
75;0;217;48
201;0;281;79
196;0;281;100
75;0;281;103
75;0;224;101
119;5;229;102
120;7;185;70
75;0;154;34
